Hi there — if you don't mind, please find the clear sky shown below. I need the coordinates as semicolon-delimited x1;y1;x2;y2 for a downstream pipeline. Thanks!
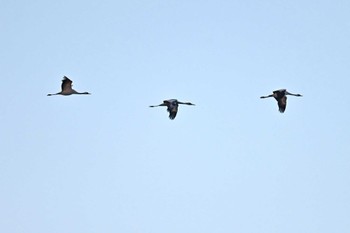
1;0;350;232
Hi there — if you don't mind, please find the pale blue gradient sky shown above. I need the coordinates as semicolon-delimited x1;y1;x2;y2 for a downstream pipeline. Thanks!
1;0;350;232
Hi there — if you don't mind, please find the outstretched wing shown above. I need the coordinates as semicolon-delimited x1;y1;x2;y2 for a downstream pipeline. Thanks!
61;76;73;92
277;96;287;113
260;94;273;99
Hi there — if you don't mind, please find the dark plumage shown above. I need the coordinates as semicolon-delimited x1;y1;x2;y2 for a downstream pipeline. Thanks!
149;99;195;120
260;89;302;113
47;76;90;96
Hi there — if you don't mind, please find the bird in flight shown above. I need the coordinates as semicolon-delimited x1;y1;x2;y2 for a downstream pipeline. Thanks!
150;99;195;120
260;89;302;113
47;76;90;96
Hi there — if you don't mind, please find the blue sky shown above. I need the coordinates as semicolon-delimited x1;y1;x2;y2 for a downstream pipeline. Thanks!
1;0;350;232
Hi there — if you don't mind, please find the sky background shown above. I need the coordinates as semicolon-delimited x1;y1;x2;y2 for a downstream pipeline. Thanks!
1;0;350;232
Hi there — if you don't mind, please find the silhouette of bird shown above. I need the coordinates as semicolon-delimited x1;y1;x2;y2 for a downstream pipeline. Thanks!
149;99;195;120
260;89;302;113
47;76;90;96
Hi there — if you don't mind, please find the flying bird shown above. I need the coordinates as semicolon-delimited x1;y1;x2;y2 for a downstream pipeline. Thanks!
149;99;195;120
47;76;90;96
260;89;302;113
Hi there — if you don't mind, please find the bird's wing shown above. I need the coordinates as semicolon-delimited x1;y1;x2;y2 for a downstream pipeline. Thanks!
178;101;195;105
277;96;287;113
61;76;73;91
260;94;273;98
286;91;302;97
150;102;167;107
